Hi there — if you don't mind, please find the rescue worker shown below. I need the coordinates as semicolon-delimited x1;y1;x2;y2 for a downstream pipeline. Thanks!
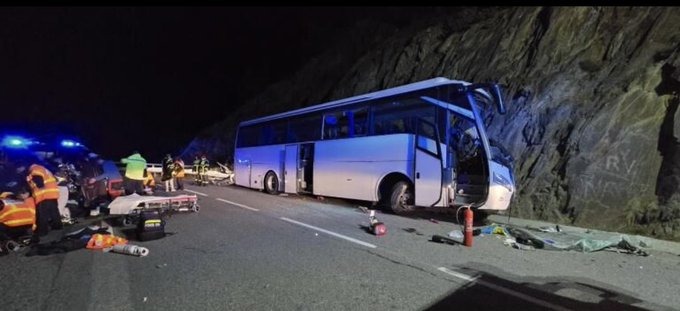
161;154;175;192
22;163;61;239
121;151;147;195
174;157;185;190
198;155;209;186
0;188;36;244
143;168;155;193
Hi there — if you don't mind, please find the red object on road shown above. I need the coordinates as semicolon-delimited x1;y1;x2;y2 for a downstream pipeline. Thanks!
372;222;387;236
463;207;473;247
369;210;387;236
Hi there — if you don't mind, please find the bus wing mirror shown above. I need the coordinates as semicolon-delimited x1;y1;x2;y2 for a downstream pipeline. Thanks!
491;84;506;115
465;83;506;115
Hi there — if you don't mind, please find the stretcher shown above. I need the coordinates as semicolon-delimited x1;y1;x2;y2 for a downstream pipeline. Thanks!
107;193;199;226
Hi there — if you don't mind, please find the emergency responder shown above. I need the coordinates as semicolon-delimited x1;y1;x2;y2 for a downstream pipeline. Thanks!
193;155;200;185
199;155;209;186
0;188;36;244
143;168;155;193
174;157;185;190
21;163;61;239
161;154;175;192
121;151;147;195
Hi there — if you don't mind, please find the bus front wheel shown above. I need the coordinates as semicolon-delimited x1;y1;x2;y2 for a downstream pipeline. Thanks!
264;172;279;195
390;181;414;214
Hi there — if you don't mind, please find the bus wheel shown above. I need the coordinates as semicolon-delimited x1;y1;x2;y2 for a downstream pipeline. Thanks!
390;181;414;214
264;172;279;195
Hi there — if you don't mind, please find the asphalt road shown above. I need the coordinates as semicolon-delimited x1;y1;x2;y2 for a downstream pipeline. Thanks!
2;184;680;310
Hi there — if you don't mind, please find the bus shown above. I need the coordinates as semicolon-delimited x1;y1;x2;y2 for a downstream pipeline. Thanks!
233;77;515;213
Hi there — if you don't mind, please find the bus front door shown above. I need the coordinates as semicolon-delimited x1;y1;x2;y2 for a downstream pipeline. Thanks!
299;143;314;193
284;145;298;193
414;119;443;207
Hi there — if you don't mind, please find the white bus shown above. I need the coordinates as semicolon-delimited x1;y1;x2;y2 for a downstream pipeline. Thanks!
234;77;515;213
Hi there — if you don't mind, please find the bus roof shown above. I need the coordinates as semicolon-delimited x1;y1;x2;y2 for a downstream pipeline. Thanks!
240;77;471;126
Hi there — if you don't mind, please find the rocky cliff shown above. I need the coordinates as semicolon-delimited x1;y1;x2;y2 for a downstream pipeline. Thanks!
184;7;680;239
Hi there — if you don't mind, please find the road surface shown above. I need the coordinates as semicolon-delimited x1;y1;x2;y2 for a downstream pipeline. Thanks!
2;184;679;310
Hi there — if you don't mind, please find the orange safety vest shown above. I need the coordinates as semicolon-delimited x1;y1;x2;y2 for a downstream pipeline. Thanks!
86;233;128;250
27;164;60;204
174;161;185;178
0;198;36;230
145;171;156;187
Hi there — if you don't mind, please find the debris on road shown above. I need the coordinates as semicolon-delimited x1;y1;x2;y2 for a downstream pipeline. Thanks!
479;223;650;255
429;218;439;224
86;233;128;250
109;244;149;257
448;230;463;239
431;235;459;246
403;228;424;236
368;210;386;236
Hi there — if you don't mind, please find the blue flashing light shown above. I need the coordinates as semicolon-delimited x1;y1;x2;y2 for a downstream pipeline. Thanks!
1;135;32;149
61;139;78;148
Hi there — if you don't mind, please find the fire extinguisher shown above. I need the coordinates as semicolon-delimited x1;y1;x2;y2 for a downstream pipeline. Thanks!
463;207;474;247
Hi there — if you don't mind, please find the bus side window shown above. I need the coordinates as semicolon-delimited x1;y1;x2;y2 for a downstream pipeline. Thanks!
325;115;339;139
352;107;368;137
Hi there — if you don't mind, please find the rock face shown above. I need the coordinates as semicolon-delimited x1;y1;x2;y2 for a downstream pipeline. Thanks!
185;7;680;239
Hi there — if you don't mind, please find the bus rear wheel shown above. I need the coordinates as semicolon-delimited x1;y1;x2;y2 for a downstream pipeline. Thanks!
389;181;414;214
264;172;279;195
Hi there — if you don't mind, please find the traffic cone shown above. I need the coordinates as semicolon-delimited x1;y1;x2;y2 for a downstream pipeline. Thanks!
463;207;473;247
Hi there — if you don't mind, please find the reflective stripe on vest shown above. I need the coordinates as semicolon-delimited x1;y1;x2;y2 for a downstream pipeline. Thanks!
0;203;36;229
28;165;60;203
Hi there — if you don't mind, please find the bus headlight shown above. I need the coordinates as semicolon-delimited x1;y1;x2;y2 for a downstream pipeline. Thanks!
493;172;513;193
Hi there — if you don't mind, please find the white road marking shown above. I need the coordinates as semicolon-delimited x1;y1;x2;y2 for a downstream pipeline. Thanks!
438;267;570;311
185;189;208;197
437;267;478;282
216;198;259;211
280;217;377;249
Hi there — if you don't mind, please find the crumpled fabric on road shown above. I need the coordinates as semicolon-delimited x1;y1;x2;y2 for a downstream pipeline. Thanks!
503;226;650;255
86;233;128;250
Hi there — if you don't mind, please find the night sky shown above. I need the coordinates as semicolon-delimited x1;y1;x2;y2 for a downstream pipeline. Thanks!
1;7;420;161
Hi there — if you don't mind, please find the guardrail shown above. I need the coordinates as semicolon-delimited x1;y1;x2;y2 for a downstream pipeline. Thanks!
116;162;233;176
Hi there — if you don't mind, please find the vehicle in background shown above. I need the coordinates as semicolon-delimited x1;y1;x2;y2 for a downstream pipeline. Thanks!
1;134;123;214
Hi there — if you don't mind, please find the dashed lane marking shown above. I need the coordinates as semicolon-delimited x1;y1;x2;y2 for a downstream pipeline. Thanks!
216;198;260;211
280;217;377;249
185;189;208;197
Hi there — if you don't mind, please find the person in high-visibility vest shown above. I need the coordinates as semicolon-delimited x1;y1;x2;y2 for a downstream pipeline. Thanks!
161;154;176;192
143;168;155;189
0;189;36;242
198;155;209;186
174;157;185;190
192;156;200;185
21;163;62;239
121;151;147;195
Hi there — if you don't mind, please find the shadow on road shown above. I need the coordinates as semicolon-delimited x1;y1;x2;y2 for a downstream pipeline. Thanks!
425;265;650;310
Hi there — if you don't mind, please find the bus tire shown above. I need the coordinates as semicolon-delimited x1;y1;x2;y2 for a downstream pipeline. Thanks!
264;171;279;195
389;181;414;214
